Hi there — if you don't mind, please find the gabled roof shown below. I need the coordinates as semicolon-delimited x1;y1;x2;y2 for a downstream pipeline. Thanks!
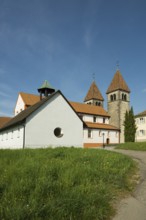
1;95;51;131
0;117;12;129
20;92;40;106
84;81;104;102
135;110;146;118
70;101;110;117
85;122;119;130
106;70;130;94
1;91;83;132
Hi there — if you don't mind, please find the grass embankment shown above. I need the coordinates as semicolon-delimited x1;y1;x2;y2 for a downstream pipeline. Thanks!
116;142;146;151
0;148;136;220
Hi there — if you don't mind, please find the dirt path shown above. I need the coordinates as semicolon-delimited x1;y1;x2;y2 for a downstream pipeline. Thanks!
109;149;146;220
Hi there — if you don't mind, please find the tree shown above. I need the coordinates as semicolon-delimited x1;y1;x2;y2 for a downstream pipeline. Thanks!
124;107;137;142
124;110;129;142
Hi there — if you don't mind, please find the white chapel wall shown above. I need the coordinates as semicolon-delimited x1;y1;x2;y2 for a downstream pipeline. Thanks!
83;129;119;145
25;93;83;148
0;126;24;149
83;115;109;124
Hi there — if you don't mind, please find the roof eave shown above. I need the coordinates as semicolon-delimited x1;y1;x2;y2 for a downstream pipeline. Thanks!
106;88;131;94
0;119;26;132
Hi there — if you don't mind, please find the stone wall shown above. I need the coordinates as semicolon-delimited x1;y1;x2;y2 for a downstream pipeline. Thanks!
107;91;130;143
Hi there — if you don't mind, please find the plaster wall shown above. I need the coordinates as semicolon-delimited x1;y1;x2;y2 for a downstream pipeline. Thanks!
14;95;25;116
83;129;119;144
0;126;24;149
25;93;83;148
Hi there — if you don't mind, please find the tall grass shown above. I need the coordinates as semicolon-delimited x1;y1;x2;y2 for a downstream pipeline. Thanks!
116;142;146;151
0;147;136;220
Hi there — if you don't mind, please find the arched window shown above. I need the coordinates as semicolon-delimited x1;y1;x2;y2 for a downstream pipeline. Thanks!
122;93;127;101
110;95;113;101
113;94;116;100
122;93;124;100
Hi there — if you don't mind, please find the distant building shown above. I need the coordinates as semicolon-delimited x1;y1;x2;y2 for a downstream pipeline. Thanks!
135;111;146;142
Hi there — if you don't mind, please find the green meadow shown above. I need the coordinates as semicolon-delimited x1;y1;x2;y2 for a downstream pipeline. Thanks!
0;147;137;220
116;142;146;151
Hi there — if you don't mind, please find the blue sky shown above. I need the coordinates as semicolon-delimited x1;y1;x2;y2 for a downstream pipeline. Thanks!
0;0;146;116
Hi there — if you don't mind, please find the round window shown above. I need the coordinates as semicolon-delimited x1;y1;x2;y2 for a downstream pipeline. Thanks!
54;127;63;138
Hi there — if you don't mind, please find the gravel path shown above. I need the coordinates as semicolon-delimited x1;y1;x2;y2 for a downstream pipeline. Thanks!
109;149;146;220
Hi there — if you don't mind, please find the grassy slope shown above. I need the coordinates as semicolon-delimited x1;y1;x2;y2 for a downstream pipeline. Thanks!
116;142;146;151
0;148;136;220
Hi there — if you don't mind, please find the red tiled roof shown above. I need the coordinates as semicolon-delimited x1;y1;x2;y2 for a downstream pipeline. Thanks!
19;92;109;117
135;110;146;118
0;117;12;128
85;122;119;130
84;81;104;101
70;101;110;117
18;93;109;117
20;92;40;106
106;70;130;94
1;91;83;132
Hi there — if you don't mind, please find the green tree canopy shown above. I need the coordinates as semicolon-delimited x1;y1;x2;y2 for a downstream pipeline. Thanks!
124;107;137;142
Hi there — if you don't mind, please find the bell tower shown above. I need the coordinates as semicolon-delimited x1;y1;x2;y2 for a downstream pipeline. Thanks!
106;70;130;143
38;80;55;100
84;81;104;107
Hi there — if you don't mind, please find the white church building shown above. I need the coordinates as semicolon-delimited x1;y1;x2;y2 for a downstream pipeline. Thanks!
0;79;120;149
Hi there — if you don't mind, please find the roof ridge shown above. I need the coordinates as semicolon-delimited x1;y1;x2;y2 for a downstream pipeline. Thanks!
20;92;39;96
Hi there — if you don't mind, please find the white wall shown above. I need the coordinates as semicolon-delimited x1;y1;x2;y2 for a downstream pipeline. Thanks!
135;116;146;142
84;129;119;144
0;126;24;149
83;115;109;124
14;94;25;116
25;93;83;148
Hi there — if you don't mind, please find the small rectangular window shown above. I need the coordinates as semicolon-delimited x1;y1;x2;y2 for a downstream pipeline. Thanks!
103;118;105;123
99;130;101;136
140;118;145;124
17;128;20;138
139;130;145;136
88;130;92;138
6;132;8;140
11;130;13;139
93;116;96;123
